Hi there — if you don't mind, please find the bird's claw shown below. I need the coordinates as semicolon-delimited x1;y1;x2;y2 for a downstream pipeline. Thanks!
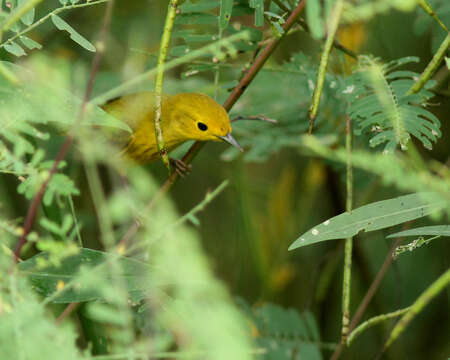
170;158;192;177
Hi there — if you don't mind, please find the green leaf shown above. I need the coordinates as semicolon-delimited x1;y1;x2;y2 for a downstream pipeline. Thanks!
387;225;450;238
18;248;152;303
242;303;324;359
19;35;42;50
18;0;35;25
51;14;96;52
4;41;26;56
289;193;446;250
219;0;234;29
0;292;85;359
249;0;264;27
171;44;190;57
176;13;218;25
347;56;441;152
306;0;323;39
44;173;79;206
180;0;220;13
182;33;217;43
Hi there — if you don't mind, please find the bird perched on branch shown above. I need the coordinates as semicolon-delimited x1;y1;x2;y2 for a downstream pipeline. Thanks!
102;91;242;174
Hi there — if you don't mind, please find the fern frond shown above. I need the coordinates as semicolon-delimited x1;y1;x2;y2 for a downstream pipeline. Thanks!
347;56;441;153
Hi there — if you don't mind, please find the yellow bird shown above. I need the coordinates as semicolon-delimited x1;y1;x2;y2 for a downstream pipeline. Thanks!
102;91;242;170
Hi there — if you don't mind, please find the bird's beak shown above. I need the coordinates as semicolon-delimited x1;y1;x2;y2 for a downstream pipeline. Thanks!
218;133;243;152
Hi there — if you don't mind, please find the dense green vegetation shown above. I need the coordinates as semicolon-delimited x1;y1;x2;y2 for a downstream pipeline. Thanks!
0;1;449;359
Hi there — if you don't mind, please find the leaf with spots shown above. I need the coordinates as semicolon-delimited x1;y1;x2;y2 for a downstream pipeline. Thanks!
289;193;446;250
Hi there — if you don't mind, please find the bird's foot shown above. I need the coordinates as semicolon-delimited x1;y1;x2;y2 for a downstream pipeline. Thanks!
170;158;192;177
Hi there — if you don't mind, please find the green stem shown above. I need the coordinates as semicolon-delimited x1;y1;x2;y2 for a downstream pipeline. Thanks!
84;162;115;249
418;0;448;32
0;0;45;36
308;0;344;133
153;0;180;173
68;195;83;247
0;61;19;85
213;28;223;100
341;115;353;341
113;0;307;246
347;307;411;345
408;32;450;94
0;0;110;48
384;268;450;349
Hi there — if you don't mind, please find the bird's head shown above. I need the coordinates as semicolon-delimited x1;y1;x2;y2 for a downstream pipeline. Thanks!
164;92;243;151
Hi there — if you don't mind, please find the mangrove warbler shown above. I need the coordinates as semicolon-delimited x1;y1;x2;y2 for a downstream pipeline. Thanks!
103;91;242;164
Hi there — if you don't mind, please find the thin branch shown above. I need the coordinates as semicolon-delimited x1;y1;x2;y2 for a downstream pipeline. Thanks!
341;115;353;341
418;0;448;32
347;307;411;346
0;0;110;48
118;180;229;254
12;0;115;263
222;0;306;110
153;0;180;173
116;0;307;247
56;302;80;324
0;61;20;85
384;268;450;350
231;115;278;124
408;32;450;94
309;0;344;134
329;237;403;360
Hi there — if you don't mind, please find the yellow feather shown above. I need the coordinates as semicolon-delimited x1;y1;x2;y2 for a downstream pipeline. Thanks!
102;92;236;163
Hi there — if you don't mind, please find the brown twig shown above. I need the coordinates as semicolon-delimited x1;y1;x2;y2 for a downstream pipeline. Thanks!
117;0;307;249
231;115;278;123
12;0;115;263
56;302;80;324
329;237;403;360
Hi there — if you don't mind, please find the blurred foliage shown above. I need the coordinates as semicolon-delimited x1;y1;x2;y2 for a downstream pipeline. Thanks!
0;0;449;360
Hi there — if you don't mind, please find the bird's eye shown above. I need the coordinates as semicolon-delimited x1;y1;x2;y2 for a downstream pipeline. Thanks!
197;122;208;131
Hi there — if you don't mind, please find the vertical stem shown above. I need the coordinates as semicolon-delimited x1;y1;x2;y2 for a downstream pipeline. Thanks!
68;195;83;247
116;0;307;244
384;268;450;350
0;61;19;85
213;28;223;101
418;0;448;32
341;115;353;341
154;0;180;173
330;237;403;360
84;162;115;248
408;32;450;95
308;0;344;134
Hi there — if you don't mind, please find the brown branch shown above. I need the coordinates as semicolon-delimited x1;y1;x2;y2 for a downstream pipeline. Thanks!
329;237;403;360
117;0;307;248
56;302;80;324
12;0;115;263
